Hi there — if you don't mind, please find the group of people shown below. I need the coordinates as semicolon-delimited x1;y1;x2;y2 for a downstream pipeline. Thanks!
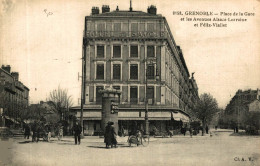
104;121;117;148
23;122;64;142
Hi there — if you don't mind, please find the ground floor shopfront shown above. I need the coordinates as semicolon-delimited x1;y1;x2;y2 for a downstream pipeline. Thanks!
70;105;190;136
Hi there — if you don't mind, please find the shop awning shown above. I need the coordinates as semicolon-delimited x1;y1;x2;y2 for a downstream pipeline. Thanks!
118;112;142;120
171;112;190;122
76;112;101;120
4;116;20;124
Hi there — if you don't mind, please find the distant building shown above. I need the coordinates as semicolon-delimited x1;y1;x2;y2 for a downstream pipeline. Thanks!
71;5;199;135
0;65;29;127
224;89;260;128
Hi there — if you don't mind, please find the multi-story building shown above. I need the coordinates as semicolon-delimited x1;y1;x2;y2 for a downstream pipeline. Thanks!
0;65;30;127
71;5;199;135
223;89;260;128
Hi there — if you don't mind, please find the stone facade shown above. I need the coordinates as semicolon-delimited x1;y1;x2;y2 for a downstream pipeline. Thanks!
0;65;29;127
72;5;199;135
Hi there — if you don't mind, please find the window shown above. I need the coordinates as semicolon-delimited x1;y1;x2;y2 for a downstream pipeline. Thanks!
147;23;154;32
131;23;138;32
96;64;104;80
97;46;104;58
130;45;138;58
96;86;104;104
113;64;121;80
130;86;138;104
147;46;155;57
97;23;105;31
113;45;121;58
130;64;138;80
147;86;154;105
147;65;155;79
139;23;145;31
114;23;121;32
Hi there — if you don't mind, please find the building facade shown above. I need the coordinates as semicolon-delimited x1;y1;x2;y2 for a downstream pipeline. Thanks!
223;89;260;128
0;65;30;127
71;5;199;135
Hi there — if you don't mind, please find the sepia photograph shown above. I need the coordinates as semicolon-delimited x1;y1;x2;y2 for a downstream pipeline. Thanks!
0;0;260;165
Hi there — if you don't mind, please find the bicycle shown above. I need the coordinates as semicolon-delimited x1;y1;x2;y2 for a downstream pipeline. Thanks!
127;130;149;147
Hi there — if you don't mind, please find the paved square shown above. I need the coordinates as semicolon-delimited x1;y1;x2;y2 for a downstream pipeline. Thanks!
1;129;259;166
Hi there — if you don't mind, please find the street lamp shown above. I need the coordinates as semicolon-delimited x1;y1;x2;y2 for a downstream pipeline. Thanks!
80;39;87;138
144;58;158;136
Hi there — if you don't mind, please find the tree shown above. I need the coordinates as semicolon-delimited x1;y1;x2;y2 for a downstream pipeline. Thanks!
48;86;73;121
194;93;219;136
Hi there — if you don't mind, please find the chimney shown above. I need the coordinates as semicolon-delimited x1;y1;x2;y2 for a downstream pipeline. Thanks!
102;5;110;13
1;65;11;73
91;7;99;15
11;72;19;81
147;5;157;15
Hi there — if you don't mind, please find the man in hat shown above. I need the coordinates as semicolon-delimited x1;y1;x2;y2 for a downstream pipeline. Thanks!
72;121;82;145
104;121;117;148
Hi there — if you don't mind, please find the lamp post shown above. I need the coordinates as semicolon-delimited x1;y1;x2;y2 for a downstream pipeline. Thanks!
80;40;87;138
144;58;158;136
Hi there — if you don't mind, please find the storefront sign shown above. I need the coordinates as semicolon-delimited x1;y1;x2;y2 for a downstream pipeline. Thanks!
86;31;165;38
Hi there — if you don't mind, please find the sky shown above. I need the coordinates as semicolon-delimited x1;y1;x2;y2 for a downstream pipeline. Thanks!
0;0;259;108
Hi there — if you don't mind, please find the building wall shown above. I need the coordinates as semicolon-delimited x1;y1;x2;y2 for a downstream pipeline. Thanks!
83;10;199;113
0;66;29;121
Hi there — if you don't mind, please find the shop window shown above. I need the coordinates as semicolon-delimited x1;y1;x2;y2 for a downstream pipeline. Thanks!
130;64;138;80
96;64;104;80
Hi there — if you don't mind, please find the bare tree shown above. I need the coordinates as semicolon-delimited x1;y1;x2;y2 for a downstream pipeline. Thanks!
194;93;219;136
48;86;73;121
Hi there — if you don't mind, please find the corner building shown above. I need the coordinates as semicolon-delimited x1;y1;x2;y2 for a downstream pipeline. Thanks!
71;5;199;135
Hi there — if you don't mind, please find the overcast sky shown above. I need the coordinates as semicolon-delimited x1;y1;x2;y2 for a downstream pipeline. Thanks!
0;0;259;108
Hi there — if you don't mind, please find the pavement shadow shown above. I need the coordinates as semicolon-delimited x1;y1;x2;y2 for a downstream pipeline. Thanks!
87;143;130;149
230;132;260;137
87;146;108;149
57;142;76;145
18;141;32;144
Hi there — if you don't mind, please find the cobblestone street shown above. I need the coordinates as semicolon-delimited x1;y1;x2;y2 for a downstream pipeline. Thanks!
1;129;259;166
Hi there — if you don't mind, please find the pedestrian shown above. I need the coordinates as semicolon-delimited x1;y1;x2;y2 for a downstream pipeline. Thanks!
104;122;112;148
206;125;209;134
111;122;117;148
73;121;82;145
58;125;63;141
189;127;193;138
24;124;30;139
181;126;186;136
121;126;125;137
31;121;37;142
